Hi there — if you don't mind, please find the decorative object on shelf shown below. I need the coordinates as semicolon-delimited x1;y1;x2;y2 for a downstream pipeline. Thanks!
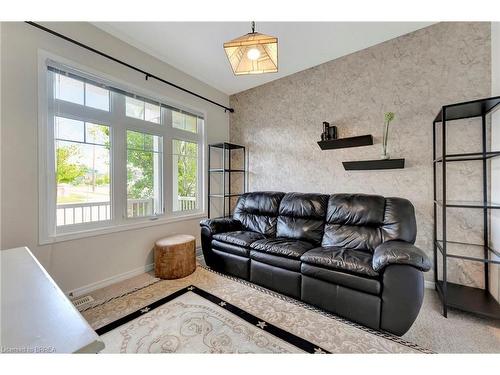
321;122;329;141
208;143;247;218
223;22;278;76
433;95;500;320
320;122;338;141
381;112;395;160
317;135;373;150
328;124;337;140
342;158;405;171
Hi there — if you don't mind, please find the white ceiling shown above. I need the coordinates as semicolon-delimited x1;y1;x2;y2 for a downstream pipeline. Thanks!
93;22;434;95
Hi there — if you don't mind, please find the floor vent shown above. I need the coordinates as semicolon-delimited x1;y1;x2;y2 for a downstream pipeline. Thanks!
72;295;95;308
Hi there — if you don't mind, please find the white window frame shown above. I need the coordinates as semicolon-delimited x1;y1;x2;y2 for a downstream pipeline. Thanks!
38;51;207;245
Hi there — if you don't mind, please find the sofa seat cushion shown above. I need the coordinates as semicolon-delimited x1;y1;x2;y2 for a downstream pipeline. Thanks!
213;231;266;248
212;240;250;257
301;246;379;277
250;250;301;272
250;238;314;259
301;263;381;295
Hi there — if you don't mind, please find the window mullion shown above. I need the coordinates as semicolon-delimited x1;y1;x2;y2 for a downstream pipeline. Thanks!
163;108;173;217
119;117;165;135
198;118;205;212
53;99;113;125
111;91;127;224
170;127;200;142
46;72;57;238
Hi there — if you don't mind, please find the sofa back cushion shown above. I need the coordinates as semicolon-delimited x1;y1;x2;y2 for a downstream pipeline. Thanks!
322;194;417;252
381;197;417;243
322;194;384;252
233;192;285;236
276;192;329;244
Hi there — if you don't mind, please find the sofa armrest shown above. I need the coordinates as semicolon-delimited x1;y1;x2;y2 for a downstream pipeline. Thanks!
200;218;243;235
372;240;431;272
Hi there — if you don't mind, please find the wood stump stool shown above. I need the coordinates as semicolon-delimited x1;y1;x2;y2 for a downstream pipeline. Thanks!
154;234;196;279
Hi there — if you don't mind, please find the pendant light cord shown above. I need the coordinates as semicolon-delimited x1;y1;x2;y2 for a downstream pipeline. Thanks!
25;21;235;113
251;21;256;33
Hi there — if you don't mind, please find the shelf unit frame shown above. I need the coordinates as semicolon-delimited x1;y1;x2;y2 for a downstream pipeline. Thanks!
432;96;500;319
207;142;246;219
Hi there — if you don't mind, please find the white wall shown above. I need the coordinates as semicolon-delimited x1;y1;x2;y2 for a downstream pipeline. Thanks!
0;22;229;293
491;22;500;302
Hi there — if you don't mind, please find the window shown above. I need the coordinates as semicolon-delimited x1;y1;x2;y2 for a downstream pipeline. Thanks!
85;84;110;111
41;60;204;242
172;140;198;212
127;130;163;217
172;110;198;133
54;74;84;105
55;117;110;226
126;96;161;123
54;71;110;111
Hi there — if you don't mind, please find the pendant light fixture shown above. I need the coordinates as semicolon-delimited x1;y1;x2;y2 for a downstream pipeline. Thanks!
223;22;278;75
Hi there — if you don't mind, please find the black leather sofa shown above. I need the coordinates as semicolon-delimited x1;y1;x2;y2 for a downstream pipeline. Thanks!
200;192;431;336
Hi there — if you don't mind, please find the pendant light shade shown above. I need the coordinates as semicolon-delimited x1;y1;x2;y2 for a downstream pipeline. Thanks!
224;22;278;75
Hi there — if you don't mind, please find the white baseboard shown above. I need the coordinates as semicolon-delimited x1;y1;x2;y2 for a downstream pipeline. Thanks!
67;263;154;298
68;247;203;298
424;280;435;290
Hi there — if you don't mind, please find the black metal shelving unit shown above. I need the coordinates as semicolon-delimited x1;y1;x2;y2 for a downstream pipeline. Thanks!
433;96;500;319
208;142;246;218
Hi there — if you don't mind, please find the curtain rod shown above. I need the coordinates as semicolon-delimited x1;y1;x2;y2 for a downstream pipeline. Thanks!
25;21;234;113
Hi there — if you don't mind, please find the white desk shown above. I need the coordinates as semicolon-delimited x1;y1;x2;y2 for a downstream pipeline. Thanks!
1;247;104;353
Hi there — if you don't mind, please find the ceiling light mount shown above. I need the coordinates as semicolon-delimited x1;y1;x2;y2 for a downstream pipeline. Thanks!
223;21;278;76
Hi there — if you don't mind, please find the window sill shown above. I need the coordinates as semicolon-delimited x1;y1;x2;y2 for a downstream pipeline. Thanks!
40;212;207;245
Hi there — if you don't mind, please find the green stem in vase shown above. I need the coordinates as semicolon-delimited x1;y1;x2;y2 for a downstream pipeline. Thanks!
382;112;395;158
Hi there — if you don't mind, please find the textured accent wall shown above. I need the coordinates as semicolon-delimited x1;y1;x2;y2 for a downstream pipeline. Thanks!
229;22;491;285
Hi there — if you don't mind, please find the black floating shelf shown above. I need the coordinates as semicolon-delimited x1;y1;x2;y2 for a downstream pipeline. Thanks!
317;135;373;150
343;158;405;171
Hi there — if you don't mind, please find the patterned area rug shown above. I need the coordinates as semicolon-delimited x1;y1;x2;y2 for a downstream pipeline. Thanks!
98;286;327;353
82;266;433;354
